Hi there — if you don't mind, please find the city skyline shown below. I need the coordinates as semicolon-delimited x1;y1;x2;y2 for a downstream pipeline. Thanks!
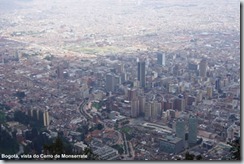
0;0;240;161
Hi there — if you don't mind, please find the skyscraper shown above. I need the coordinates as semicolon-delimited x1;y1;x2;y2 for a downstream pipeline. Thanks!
131;98;139;118
157;52;165;66
43;111;50;127
151;101;158;120
128;88;137;101
105;74;115;92
215;77;221;92
145;102;152;121
137;61;146;88
188;115;198;145
176;118;186;140
138;95;145;115
199;59;207;78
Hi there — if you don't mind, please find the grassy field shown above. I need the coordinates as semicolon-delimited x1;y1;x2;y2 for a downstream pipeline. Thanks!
92;102;101;110
121;126;131;134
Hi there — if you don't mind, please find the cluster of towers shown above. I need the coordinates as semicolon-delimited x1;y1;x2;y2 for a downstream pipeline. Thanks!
175;115;198;146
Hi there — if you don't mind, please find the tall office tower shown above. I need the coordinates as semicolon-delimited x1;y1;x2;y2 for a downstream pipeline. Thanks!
138;95;145;114
43;111;50;127
127;88;137;101
176;118;186;140
145;102;152;120
199;59;207;78
157;52;165;66
105;74;115;92
151;101;158;120
131;98;139;118
215;77;221;91
137;61;146;88
156;102;162;117
162;53;166;66
188;115;198;145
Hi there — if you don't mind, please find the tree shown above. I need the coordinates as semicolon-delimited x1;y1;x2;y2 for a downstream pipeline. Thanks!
196;155;203;160
83;147;99;160
97;123;104;130
0;128;19;154
43;137;65;155
228;137;240;160
112;144;124;155
185;152;195;160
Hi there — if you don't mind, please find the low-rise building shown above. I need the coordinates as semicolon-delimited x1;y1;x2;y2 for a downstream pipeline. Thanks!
159;135;184;154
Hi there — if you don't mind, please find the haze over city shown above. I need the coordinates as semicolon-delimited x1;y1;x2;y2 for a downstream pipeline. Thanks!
0;0;240;161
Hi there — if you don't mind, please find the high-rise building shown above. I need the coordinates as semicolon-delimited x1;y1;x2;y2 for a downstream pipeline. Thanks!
156;102;162;117
215;78;221;91
137;61;146;88
157;52;165;66
43;111;50;127
174;98;185;111
105;74;115;92
188;115;198;145
176;118;186;140
145;102;152;120
151;101;158;120
199;59;207;78
131;98;139;118
138;95;145;114
127;88;137;101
